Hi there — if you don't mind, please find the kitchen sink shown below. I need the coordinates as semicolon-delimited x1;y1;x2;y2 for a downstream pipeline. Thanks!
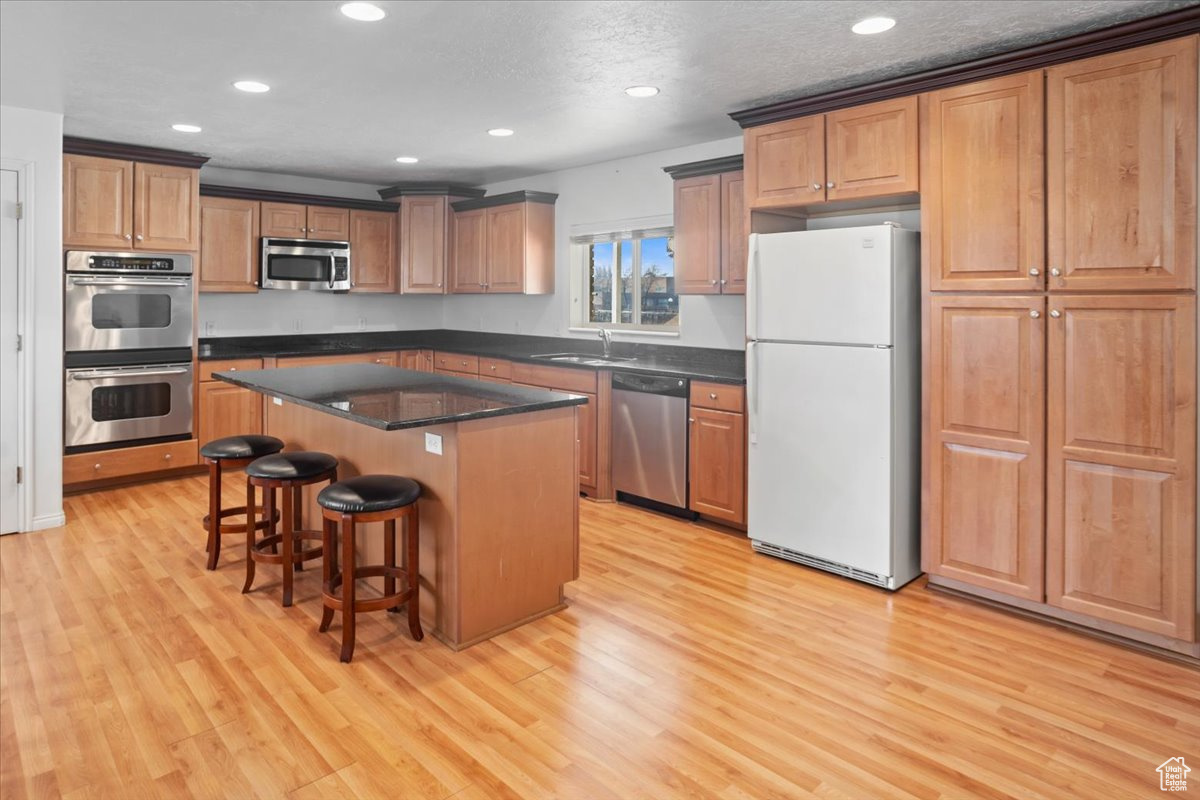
530;353;636;365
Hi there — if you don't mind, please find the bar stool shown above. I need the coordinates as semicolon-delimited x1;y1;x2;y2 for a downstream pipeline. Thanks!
243;451;339;607
200;434;284;570
317;475;422;663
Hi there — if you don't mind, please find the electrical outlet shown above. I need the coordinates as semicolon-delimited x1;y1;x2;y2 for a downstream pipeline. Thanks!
293;319;302;333
204;321;215;335
357;317;366;330
424;433;443;455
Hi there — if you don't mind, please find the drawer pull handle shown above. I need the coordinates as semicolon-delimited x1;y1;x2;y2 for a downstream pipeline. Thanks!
94;463;101;470
164;454;172;461
709;392;718;400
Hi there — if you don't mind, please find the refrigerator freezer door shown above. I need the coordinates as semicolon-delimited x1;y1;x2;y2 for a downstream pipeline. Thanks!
747;341;893;576
749;227;894;346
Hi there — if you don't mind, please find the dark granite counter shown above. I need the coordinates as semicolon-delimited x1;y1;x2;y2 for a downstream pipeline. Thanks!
199;329;746;385
215;363;587;431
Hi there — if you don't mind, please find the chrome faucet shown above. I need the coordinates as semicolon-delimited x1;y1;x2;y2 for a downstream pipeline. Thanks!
599;328;612;358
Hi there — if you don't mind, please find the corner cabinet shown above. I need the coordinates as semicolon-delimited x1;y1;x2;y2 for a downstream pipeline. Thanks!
449;191;557;294
64;154;200;251
665;156;746;295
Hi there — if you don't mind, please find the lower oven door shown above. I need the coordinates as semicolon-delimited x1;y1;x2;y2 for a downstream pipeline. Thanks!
64;274;194;352
64;363;194;449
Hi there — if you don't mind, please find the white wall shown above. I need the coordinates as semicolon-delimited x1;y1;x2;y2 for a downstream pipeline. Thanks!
0;105;64;531
442;136;748;350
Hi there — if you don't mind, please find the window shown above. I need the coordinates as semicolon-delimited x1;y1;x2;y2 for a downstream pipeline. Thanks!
578;229;678;330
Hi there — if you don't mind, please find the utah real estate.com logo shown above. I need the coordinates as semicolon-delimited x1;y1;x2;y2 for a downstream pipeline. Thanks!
1158;757;1191;792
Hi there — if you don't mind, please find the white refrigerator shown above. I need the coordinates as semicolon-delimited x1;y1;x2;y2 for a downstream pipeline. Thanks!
746;224;921;590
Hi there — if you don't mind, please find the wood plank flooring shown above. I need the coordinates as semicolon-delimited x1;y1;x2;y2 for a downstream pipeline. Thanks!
2;475;1197;799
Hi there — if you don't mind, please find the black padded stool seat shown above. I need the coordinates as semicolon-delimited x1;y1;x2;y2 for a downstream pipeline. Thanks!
200;435;284;571
200;434;284;461
247;451;340;481
317;475;421;514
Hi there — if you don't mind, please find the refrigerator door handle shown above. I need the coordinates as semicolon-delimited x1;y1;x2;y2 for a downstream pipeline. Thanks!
746;234;759;343
746;340;758;445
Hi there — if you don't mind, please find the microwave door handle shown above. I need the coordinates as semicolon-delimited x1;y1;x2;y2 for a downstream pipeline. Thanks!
71;367;190;380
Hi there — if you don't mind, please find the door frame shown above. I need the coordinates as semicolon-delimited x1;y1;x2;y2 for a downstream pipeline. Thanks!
1;158;33;533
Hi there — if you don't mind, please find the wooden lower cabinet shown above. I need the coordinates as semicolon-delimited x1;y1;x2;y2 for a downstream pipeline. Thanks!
64;440;197;485
277;351;396;368
398;350;425;370
198;381;262;446
688;406;745;525
511;363;600;493
923;296;1046;601
1045;294;1196;641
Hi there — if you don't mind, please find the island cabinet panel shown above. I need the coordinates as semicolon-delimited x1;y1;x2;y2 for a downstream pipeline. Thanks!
63;155;134;249
449;208;487;293
198;382;263;446
922;71;1045;292
400;195;448;293
744;114;825;209
199;196;260;292
1045;294;1196;641
1047;37;1197;292
260;202;307;238
923;296;1046;601
674;174;722;294
349;209;397;292
133;162;200;251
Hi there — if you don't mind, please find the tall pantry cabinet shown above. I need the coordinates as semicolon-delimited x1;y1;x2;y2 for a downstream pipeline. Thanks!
921;36;1198;650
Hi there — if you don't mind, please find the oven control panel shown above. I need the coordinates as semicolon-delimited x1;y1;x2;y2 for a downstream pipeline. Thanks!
65;250;194;275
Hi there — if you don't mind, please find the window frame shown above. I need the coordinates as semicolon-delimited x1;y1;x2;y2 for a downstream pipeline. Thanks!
577;229;679;332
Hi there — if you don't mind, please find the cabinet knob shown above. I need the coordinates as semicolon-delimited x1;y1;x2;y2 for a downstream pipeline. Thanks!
826;181;835;189
1049;309;1061;318
1028;268;1040;277
688;418;695;424
811;183;821;191
490;365;497;371
301;227;308;233
164;453;172;461
94;463;101;470
720;279;727;285
135;234;144;241
1049;268;1062;277
124;234;132;241
1029;309;1041;319
229;367;237;371
711;279;717;285
461;361;468;366
709;392;718;399
437;282;442;287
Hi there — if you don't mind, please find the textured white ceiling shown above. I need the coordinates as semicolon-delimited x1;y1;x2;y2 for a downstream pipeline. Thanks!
0;0;1192;186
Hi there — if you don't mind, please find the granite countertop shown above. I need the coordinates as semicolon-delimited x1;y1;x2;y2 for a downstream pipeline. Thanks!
199;329;746;385
216;363;588;431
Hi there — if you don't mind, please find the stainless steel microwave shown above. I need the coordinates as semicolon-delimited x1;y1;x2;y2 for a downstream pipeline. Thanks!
260;238;351;291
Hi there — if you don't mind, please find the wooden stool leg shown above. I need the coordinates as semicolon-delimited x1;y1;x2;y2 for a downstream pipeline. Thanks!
281;485;295;608
243;484;267;594
205;461;221;568
293;487;304;572
406;507;423;641
319;516;335;633
384;518;397;612
340;516;356;663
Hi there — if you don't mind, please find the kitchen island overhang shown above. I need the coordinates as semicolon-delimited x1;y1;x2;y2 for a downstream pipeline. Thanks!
216;363;587;650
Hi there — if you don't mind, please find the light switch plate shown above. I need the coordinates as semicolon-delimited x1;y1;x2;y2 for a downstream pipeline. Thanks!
425;432;443;455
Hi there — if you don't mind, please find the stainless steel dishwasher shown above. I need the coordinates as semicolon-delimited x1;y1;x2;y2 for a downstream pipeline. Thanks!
611;372;690;512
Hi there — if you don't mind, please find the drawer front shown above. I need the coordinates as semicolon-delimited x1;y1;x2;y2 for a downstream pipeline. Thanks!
434;352;479;374
64;439;198;484
479;358;512;380
690;381;745;413
199;358;262;382
510;362;598;394
279;352;393;368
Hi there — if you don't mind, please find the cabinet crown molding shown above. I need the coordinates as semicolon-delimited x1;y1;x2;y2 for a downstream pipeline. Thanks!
199;183;399;213
663;155;744;179
451;190;558;211
377;182;486;200
63;136;210;168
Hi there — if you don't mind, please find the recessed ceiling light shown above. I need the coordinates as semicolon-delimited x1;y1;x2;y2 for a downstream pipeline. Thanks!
851;17;895;35
395;156;419;164
625;85;660;98
487;128;514;137
171;123;202;133
233;80;271;93
340;2;386;21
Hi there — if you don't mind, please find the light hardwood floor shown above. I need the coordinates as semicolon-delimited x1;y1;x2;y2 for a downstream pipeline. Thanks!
2;475;1197;799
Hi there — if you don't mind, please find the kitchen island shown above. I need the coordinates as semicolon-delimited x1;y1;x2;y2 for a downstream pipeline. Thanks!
216;363;587;650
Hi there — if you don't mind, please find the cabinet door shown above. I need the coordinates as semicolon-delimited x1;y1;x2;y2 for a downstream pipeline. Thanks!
400;195;447;293
63;155;134;249
1047;37;1197;291
743;114;825;209
689;407;746;525
674;174;722;294
133;163;199;251
825;96;919;201
348;209;397;292
449;208;487;293
576;392;598;490
486;204;526;293
1046;294;1196;640
924;296;1046;600
720;171;747;294
420;349;435;372
923;71;1045;291
397;350;424;370
306;206;350;240
197;382;262;446
198;196;259;292
260;202;307;238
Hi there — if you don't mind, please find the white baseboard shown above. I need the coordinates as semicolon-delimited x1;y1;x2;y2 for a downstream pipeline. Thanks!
28;511;65;531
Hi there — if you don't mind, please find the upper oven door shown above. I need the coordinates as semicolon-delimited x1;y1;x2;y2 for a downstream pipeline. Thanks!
260;239;350;291
64;273;194;352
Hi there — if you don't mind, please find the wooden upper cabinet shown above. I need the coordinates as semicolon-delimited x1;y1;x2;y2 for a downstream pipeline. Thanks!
1047;37;1197;292
133;163;199;251
825;95;919;201
720;171;747;294
198;196;259;292
922;71;1045;292
450;207;487;293
400;195;448;293
63;155;134;249
485;204;527;293
1045;294;1196;641
307;206;350;240
260;202;307;238
348;209;397;292
923;296;1046;601
744;114;825;208
673;174;722;294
